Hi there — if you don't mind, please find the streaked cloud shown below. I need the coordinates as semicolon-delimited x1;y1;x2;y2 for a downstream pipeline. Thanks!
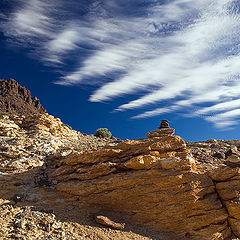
1;0;240;128
196;99;240;115
3;0;53;39
206;109;240;128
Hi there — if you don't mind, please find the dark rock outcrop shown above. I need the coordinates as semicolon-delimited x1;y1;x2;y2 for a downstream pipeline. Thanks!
0;78;46;115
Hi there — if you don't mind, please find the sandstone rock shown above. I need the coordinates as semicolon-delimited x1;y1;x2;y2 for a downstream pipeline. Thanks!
216;180;240;201
0;113;131;240
205;139;218;143
51;128;233;240
147;128;175;138
123;155;159;169
225;146;240;157
95;215;125;230
186;139;240;171
213;152;225;159
210;167;240;181
149;135;186;151
210;167;240;238
225;201;240;219
2;111;240;239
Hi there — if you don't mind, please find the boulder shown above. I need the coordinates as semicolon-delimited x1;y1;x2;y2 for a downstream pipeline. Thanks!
147;128;175;138
95;215;125;230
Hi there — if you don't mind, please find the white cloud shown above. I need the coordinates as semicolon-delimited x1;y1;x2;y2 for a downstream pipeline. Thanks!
47;28;80;53
132;105;180;119
62;40;146;85
5;0;53;38
0;13;7;20
1;0;240;129
44;27;81;64
196;99;240;115
206;109;240;128
1;0;81;65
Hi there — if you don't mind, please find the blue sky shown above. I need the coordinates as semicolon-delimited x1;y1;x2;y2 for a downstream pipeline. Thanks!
1;0;240;141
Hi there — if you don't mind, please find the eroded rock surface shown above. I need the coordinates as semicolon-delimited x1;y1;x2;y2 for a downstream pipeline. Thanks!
1;113;153;240
1;112;240;239
187;140;240;238
50;128;237;240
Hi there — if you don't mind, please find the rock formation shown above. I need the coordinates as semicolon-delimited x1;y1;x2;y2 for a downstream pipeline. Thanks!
1;108;240;239
49;127;237;240
95;215;125;230
0;78;46;115
0;112;136;240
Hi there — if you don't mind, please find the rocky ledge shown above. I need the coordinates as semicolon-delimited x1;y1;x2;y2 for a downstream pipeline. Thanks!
1;113;240;239
49;127;240;240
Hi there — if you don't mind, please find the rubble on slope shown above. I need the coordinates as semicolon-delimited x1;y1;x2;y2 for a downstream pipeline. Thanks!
187;139;240;171
0;113;118;173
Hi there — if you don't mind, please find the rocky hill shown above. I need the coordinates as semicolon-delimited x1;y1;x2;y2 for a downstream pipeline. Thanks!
0;113;134;240
0;112;240;239
1;79;240;239
0;78;46;115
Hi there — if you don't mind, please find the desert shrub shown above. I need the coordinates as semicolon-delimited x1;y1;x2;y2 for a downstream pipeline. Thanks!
62;123;72;130
94;128;112;138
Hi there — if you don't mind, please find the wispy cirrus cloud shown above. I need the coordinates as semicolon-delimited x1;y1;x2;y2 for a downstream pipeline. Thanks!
1;0;83;64
206;109;240;128
196;99;240;115
1;0;240;128
3;0;54;40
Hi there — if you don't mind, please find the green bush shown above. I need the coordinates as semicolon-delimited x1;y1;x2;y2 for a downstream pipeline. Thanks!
94;128;112;138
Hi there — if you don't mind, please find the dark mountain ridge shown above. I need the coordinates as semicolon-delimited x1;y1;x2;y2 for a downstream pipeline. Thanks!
0;78;46;115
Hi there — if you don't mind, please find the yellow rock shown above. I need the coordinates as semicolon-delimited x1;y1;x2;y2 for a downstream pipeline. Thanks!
1;113;239;239
146;128;175;138
51;128;232;239
124;155;158;169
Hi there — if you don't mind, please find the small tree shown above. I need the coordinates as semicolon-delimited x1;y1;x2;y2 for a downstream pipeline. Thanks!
94;128;112;138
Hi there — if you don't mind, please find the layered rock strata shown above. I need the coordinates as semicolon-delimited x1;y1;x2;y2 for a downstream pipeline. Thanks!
187;139;240;238
0;113;132;240
50;128;232;239
210;167;240;238
2;112;240;239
